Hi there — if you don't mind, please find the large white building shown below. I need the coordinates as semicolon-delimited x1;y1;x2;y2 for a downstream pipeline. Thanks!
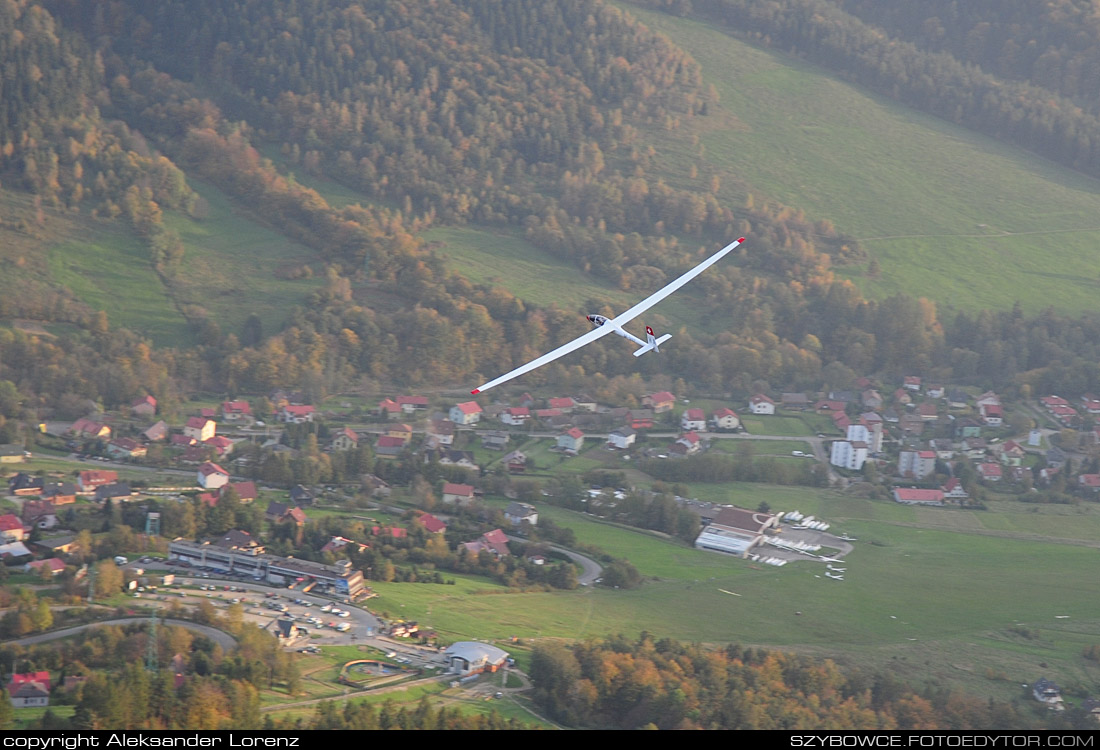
694;507;778;558
830;440;868;471
444;642;510;676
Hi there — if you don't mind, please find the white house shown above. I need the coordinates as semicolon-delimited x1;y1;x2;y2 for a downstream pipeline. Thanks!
279;404;316;423
441;482;476;507
197;461;230;490
183;417;216;443
504;502;538;527
680;408;706;431
749;394;775;415
712;408;740;430
500;407;530;426
607;427;636;450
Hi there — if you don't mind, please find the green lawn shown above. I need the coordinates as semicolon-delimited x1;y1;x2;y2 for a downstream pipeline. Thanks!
739;414;814;436
621;2;1100;316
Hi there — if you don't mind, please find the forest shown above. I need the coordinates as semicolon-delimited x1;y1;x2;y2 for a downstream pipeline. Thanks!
525;633;1088;730
1;0;1100;415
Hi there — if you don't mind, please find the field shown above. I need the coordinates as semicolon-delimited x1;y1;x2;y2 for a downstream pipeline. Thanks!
620;2;1100;316
367;482;1100;702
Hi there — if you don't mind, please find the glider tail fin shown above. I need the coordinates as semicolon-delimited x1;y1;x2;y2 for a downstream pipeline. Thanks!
633;326;672;357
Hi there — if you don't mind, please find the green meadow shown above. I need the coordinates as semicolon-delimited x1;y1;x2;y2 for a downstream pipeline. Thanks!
363;482;1100;700
620;2;1100;316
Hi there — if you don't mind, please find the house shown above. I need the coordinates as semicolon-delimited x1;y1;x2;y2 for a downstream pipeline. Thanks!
330;427;359;451
426;419;455;446
947;389;969;409
916;402;938;421
374;435;407;459
955;418;983;439
0;540;32;561
1079;474;1100;492
502;450;527;473
224;481;258;504
142;420;169;442
462;528;510;557
264;501;290;522
70;417;111;440
504;502;538;527
184;417;216;443
925;384;945;399
995;440;1026;466
24;558;65;576
500;407;531;426
9;472;45;496
107;437;147;460
171;434;197;448
557;427;584;453
1046;446;1068;469
131;395;157;417
860;389;884;410
0;513;28;542
781;392;810;410
41;482;78;505
975;391;1001;409
378;398;401;418
283;507;308;527
290;485;314;506
33;535;77;556
8;672;50;708
629;409;655;429
607;427;636;450
425;449;477;469
396;395;429;414
672;431;702;456
77;470;119;493
197;462;230;490
893;488;944;506
1031;678;1064;710
828;390;856;404
814;400;848;413
712;408;740;431
892;388;912;406
387;423;413;442
572;395;598;413
941;478;969;500
481;430;510;451
415;513;446;534
977;462;1003;482
644;392;675;413
897;449;937;480
21;499;58;530
362;474;391;498
694;506;778;558
221;400;252;421
899;414;925;435
749;394;776;415
94;483;133;502
450;401;482;425
547;397;576;412
279;404;316;423
903;376;921;391
681;408;706;431
441;482;476;507
197;492;219;508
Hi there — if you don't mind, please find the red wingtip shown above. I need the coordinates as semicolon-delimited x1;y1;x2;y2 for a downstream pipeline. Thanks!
471;389;480;395
737;237;746;243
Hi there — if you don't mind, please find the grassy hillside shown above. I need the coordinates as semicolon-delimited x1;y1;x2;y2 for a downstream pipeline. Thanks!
0;178;324;347
621;2;1100;316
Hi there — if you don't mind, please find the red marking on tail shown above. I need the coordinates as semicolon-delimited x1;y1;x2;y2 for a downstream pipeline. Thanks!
646;326;654;336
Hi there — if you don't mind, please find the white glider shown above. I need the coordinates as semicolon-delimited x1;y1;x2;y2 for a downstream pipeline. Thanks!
471;237;746;394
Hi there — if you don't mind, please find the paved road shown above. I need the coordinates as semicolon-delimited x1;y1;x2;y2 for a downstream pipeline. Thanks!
3;617;237;650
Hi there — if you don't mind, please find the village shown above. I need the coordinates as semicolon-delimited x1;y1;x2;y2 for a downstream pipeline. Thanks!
2;375;1100;719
